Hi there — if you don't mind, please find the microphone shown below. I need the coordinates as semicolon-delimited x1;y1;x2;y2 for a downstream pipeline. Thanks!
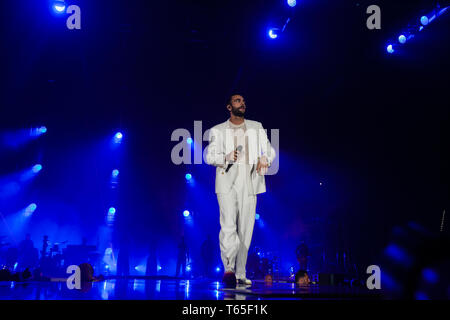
225;145;243;173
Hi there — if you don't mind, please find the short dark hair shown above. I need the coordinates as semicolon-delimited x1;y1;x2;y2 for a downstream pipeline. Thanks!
226;93;244;106
295;270;308;283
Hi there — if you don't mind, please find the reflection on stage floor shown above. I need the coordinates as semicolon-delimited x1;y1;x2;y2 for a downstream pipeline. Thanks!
0;277;381;300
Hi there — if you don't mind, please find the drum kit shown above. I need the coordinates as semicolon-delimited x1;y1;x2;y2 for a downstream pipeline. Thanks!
0;235;101;276
246;240;358;281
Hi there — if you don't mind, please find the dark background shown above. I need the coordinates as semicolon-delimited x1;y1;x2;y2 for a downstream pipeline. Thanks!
0;0;448;275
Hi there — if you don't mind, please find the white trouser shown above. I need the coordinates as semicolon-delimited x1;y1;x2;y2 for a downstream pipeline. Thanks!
217;164;257;280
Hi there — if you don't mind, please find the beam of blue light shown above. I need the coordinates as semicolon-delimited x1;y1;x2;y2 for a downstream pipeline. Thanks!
287;0;297;8
429;14;436;23
157;265;162;271
268;28;279;39
185;173;192;181
114;132;123;143
187;137;193;145
422;268;439;284
112;169;120;178
420;16;429;26
183;210;190;217
255;213;260;220
439;7;449;16
106;207;116;225
20;164;44;182
32;164;43;173
134;265;146;273
415;291;429;300
386;44;394;54
30;126;47;137
52;1;66;13
385;244;414;267
24;203;37;217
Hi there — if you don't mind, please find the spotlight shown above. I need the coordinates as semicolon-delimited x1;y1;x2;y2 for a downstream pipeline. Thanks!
31;126;47;137
186;265;192;272
215;267;221;273
32;164;43;173
398;35;407;44
114;132;123;143
287;0;297;7
135;265;146;273
422;268;439;284
187;137;193;144
185;173;192;181
420;16;429;26
268;28;279;39
112;169;120;178
24;203;37;217
386;44;394;54
255;213;260;220
52;1;66;13
108;207;116;215
157;266;162;271
183;210;190;217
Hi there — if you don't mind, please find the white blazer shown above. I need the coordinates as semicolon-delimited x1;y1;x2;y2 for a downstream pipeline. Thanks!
205;119;276;195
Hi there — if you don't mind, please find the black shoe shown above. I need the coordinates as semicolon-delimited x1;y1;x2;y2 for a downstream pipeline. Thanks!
222;271;236;288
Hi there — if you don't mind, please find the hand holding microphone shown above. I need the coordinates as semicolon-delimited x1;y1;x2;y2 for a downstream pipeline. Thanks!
225;145;243;172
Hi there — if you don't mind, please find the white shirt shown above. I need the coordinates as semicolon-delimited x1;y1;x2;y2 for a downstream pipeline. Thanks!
227;120;253;194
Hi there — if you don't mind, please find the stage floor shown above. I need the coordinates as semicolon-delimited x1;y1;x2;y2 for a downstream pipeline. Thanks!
0;277;382;300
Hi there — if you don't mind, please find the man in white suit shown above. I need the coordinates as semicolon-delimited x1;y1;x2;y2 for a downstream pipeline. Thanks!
206;94;276;287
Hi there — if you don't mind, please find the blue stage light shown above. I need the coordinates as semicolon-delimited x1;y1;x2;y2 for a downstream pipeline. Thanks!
287;0;297;8
187;137;193;144
186;265;192;272
108;207;116;215
185;173;192;181
52;1;66;13
420;16;429;26
32;164;43;173
255;213;260;220
386;44;394;54
385;244;413;268
135;265;146;273
157;265;162;271
422;268;439;284
398;35;407;44
31;126;47;137
112;169;120;178
24;203;37;217
113;132;123;143
268;28;279;39
183;210;190;217
215;267;221;273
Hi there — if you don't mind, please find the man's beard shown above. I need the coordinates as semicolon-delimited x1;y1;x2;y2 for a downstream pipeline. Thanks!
231;106;245;117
